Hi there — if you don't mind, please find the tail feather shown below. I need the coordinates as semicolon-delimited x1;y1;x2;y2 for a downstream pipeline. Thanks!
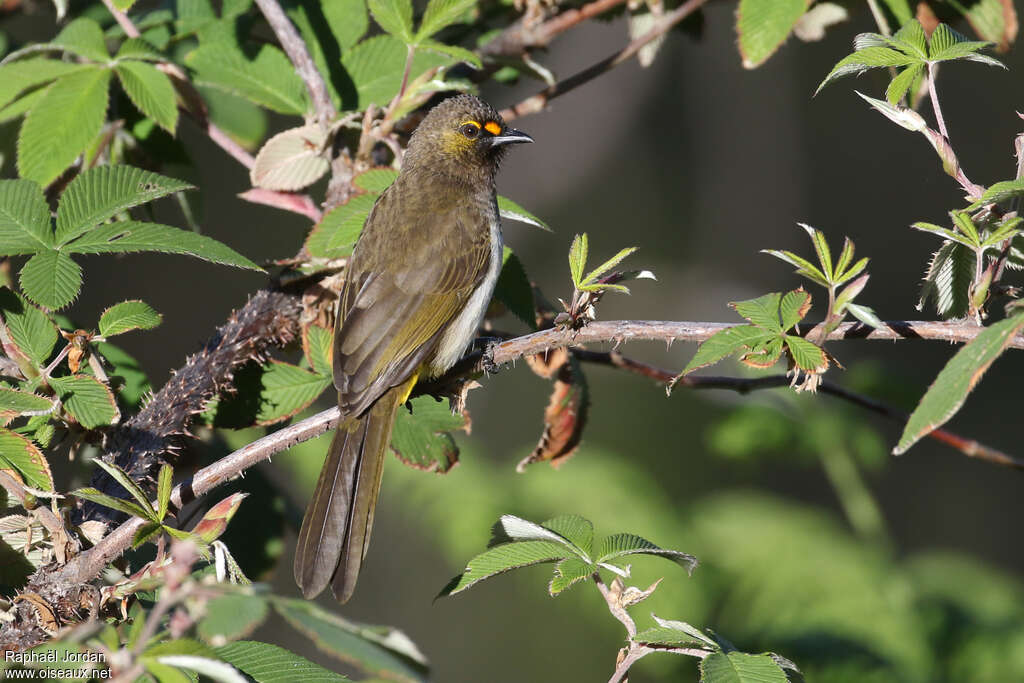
294;383;407;602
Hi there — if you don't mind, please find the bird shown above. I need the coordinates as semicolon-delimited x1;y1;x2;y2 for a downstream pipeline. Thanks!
294;95;533;602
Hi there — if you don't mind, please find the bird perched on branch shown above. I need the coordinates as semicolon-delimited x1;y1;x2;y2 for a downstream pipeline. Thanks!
294;95;533;602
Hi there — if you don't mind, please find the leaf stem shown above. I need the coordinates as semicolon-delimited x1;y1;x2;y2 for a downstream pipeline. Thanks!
927;63;950;142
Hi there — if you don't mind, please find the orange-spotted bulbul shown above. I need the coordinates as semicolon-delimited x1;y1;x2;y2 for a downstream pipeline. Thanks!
294;95;533;602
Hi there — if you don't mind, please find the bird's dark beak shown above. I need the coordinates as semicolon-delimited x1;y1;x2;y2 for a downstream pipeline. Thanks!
488;129;534;147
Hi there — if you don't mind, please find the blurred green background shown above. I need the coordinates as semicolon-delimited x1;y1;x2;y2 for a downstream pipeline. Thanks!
6;1;1024;681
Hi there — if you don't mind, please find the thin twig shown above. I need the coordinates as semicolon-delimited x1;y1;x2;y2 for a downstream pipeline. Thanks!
253;0;337;128
501;0;709;120
926;63;949;141
101;0;140;38
482;0;631;59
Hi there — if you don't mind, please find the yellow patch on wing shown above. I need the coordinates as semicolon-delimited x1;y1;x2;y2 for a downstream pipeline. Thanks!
398;369;420;404
484;121;502;135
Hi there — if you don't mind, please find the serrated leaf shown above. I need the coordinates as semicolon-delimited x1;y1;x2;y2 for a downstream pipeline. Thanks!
441;540;573;595
305;194;377;259
634;626;708;648
390;395;466;472
0;179;54;254
187;43;308;115
251;361;331;425
153;655;246;683
368;0;414;42
542;514;594;556
928;23;1000;65
700;651;789;683
0;58;92;111
353;168;398;192
778;289;811;331
494;248;535;328
681;325;776;375
17;67;112;188
216;641;351;682
417;0;475;41
761;248;827;285
0;429;52;490
652;615;719;647
50;374;120;429
892;19;928;57
886;62;923;104
132;521;163;548
99;300;162;337
497;195;550;231
250;124;330;191
816;47;919;95
116;38;164;62
581;246;637;287
340;35;451;110
846;302;884;329
55;165;193;246
736;0;812;69
52;18;110;62
732;293;784;331
74;486;151;519
62;220;260;270
116;61;178;133
913;221;976;249
416;40;481;68
0;388;53;418
548;557;594;595
303;324;333;377
0;289;57;366
740;336;785;369
568;233;587;286
19;250;82;310
834;256;868;287
596;533;698;574
967;178;1024;210
272;598;427;681
799;223;833;281
784;335;829;373
918;240;974;318
895;313;1024;454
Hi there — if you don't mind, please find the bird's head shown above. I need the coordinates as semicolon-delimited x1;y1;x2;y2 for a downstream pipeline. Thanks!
403;95;533;181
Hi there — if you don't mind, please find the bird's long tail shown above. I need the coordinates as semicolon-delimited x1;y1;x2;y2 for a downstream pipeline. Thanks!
294;376;415;602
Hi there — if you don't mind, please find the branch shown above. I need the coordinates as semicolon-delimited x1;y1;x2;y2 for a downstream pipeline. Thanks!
482;0;631;59
253;0;337;129
501;0;710;120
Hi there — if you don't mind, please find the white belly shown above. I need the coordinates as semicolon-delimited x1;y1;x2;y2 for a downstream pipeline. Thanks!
428;214;503;376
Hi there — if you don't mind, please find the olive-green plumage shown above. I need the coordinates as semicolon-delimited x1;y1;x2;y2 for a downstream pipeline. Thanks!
294;95;532;602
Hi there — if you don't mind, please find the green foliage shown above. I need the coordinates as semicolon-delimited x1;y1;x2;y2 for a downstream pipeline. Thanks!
305;193;378;259
736;0;812;69
114;60;178;133
98;300;162;338
895;312;1024;454
700;651;790;683
216;641;352;682
0;429;52;490
817;19;1004;101
390;395;466;472
186;42;310;115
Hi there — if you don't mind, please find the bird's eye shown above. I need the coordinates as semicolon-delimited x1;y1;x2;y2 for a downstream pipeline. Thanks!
461;123;480;138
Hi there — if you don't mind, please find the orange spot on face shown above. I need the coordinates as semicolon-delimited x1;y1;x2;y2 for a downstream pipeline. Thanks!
484;121;502;135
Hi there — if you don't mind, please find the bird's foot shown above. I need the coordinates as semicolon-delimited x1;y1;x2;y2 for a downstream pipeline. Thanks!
475;336;503;374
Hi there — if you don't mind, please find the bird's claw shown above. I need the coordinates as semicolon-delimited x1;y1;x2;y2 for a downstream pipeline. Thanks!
475;336;502;374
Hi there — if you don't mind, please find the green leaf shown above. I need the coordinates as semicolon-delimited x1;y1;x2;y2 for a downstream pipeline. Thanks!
272;598;427;682
252;362;331;424
892;19;928;58
155;463;172;520
732;293;784;332
441;540;573;595
0;388;53;417
494;248;535;329
634;626;709;648
0;58;92;111
548;557;594;595
778;289;811;331
541;514;594;556
19;250;82;310
132;521;163;548
99;300;162;337
74;486;151;519
0;179;54;254
417;0;476;41
0;88;45;125
368;0;414;42
581;246;637;287
305;194;377;259
0;429;52;490
962;0;1018;52
568;233;588;287
150;655;246;683
879;0;912;25
55;165;193;246
497;195;551;231
303;324;333;377
198;595;269;645
52;18;110;62
928;23;1002;66
186;43;309;115
115;37;165;62
353;169;398;192
62;220;260;270
761;249;827;287
834;256;868;287
736;0;812;69
784;335;828;373
846;302;883;329
340;36;451;110
681;325;776;374
198;86;268;152
895;314;1024;454
952;211;981;245
115;61;178;133
700;651;789;683
0;289;57;366
596;533;698;574
50;374;120;429
800;223;833;281
918;240;974;318
390;395;466;472
968;178;1024;210
250;124;330;191
886;62;923;104
216;641;351;682
17;67;112;188
416;40;481;68
913;221;976;249
816;47;919;95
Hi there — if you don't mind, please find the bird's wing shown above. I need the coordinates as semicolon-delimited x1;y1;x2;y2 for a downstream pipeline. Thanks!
333;179;491;416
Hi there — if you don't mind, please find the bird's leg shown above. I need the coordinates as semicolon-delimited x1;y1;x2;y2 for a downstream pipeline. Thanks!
475;337;503;374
